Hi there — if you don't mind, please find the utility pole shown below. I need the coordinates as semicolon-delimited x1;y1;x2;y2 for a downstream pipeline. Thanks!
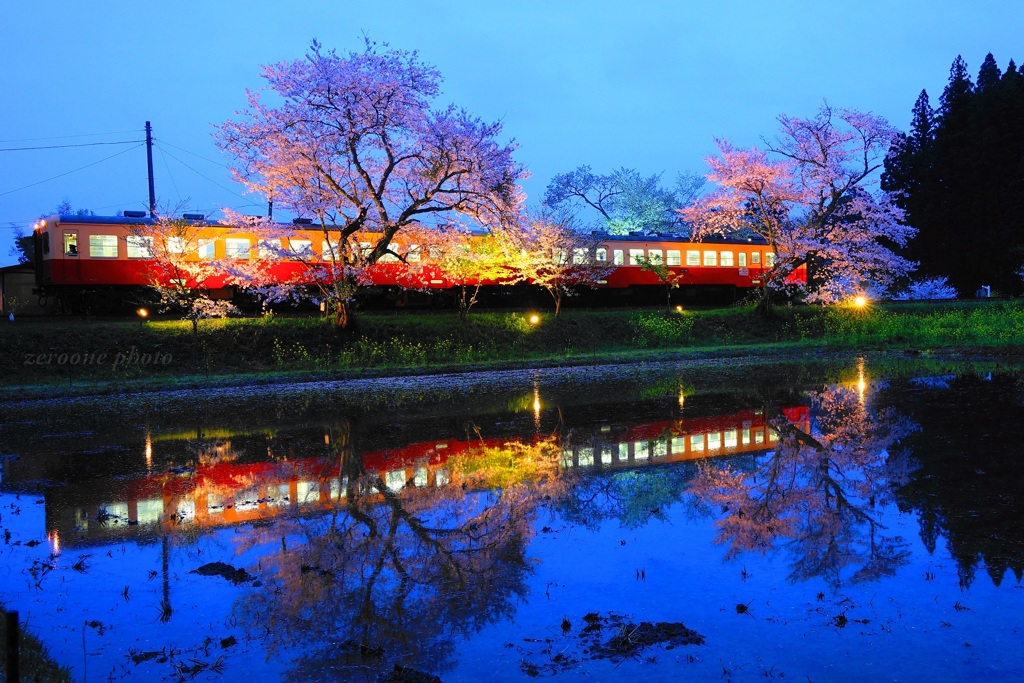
145;121;156;218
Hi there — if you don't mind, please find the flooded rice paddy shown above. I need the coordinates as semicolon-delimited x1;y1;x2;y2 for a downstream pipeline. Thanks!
2;357;1024;682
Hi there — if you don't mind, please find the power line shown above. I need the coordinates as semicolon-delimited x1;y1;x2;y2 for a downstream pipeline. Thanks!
0;130;141;144
156;138;229;168
0;140;142;152
153;143;250;201
0;144;144;198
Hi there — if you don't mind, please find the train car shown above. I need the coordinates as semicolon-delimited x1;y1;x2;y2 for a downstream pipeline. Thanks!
32;213;807;313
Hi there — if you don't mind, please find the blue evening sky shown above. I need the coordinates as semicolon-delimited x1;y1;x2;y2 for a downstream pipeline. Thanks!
2;0;1020;264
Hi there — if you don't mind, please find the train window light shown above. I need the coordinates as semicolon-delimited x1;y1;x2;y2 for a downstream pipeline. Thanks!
629;248;644;265
578;447;594;467
127;236;154;258
617;442;629;460
765;252;777;267
436;470;450;487
647;249;663;264
720;251;734;267
690;434;704;452
634;442;649;460
703;251;717;267
89;235;118;258
595;247;607;262
754;430;765;444
708;432;722;450
742;428;751;445
137;499;164;524
297;481;318;504
235;489;259;512
290;239;313;258
207;493;225;513
225;238;251;259
257;239;282;260
667;250;681;266
385;470;406;492
601;447;613;465
751;252;762;265
198;239;216;259
738;252;748;267
671;436;686;453
414;467;429;487
724;429;738;448
613;249;624;265
63;233;78;256
167;236;186;254
686;250;700;266
408;244;422;263
572;248;588;264
653;440;668;458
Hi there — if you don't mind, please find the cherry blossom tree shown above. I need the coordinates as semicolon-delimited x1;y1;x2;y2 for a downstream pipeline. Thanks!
680;104;915;316
688;383;918;586
129;217;239;350
216;39;527;329
423;224;521;321
506;214;614;317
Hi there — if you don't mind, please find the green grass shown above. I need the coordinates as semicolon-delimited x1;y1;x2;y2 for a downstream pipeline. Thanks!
3;300;1024;398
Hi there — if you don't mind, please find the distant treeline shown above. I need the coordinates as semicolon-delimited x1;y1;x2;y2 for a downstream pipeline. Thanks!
884;53;1024;296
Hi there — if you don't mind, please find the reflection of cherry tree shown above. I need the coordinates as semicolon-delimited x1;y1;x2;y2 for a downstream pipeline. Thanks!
233;437;560;681
689;386;917;586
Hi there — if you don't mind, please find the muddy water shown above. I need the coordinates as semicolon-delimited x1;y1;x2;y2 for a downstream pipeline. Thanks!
2;357;1024;681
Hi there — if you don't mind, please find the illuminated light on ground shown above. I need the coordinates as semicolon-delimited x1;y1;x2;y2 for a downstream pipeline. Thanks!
137;307;150;319
853;295;868;309
675;305;684;313
529;313;541;325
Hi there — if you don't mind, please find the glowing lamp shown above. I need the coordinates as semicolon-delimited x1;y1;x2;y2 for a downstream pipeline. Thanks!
137;307;149;319
675;305;684;313
529;313;540;325
853;295;868;309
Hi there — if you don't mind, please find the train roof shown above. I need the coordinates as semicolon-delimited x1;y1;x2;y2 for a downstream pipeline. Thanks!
594;231;768;246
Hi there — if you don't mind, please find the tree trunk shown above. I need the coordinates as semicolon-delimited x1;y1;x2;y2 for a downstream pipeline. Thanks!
754;285;776;318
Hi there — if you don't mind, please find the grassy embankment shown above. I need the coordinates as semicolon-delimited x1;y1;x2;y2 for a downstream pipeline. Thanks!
3;299;1024;398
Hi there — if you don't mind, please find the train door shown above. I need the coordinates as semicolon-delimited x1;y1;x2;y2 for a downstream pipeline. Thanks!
62;230;81;283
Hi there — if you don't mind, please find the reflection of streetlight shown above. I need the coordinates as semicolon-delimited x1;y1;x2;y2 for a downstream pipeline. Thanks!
856;358;868;404
532;383;542;431
145;432;153;470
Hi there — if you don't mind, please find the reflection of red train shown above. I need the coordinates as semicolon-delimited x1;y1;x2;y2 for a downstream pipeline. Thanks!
32;214;806;312
37;405;810;549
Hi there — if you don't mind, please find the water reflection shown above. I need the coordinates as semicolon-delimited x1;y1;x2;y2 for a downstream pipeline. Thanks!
8;361;1024;680
688;385;918;586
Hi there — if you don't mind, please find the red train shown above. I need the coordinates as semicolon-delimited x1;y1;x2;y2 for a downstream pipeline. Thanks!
31;213;805;312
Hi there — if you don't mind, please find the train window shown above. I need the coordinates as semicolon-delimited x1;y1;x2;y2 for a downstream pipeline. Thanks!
613;249;624;265
414;466;429;487
89;235;118;258
572;248;588;264
127;236;154;258
738;252;747;267
671;436;686;453
708;432;722;450
647;249;663;264
167;236;186;254
667;250;681;266
257;239;282;259
686;250;700;266
595;247;608;262
385;470;406;492
322;241;338;260
359;241;373;259
63;233;78;257
198;239;216;259
742;428;751;445
720;251;734;267
689;434;704;452
754;429;765;444
629;248;644;265
289;239;313;258
724;429;738;448
765;252;777;267
653;440;667;457
634;442;649;460
408;244;422;263
703;251;717;267
225;238;250;259
751;251;761;265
